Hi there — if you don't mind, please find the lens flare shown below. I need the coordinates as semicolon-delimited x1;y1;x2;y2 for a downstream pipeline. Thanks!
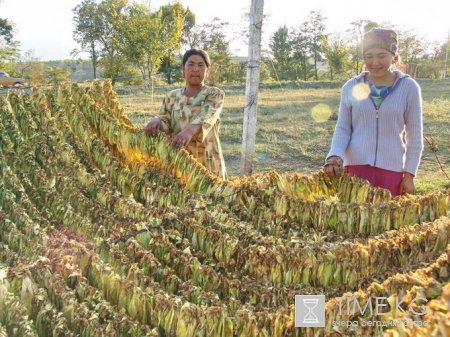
352;83;370;101
311;103;332;123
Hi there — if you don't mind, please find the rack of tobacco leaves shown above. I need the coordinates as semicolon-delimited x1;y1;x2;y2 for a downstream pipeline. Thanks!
0;80;448;337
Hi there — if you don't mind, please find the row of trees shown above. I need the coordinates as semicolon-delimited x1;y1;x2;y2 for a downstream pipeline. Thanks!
71;4;450;82
72;0;242;88
0;0;239;87
73;4;449;83
1;0;448;85
268;12;449;81
73;0;188;89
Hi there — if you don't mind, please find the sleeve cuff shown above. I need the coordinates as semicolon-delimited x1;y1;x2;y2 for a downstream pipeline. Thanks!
404;164;419;177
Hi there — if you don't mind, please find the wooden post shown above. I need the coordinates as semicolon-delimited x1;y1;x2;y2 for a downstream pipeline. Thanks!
240;0;264;176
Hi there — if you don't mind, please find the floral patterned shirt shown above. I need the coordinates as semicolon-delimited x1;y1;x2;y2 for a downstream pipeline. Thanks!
158;85;227;180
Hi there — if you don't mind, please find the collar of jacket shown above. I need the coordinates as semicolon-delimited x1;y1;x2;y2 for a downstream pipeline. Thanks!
354;70;410;83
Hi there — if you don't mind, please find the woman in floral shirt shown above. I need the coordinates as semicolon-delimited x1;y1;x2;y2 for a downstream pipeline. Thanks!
144;49;227;180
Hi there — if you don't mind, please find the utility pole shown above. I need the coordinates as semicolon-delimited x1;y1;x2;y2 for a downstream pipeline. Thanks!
240;0;264;176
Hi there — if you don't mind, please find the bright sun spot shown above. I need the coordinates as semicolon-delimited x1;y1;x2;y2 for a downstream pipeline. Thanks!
352;83;370;101
311;103;332;123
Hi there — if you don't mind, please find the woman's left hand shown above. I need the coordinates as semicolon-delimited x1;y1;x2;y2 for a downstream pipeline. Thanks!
399;172;415;195
173;124;202;149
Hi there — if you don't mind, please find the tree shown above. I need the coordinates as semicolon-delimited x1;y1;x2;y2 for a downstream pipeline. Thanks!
0;18;13;43
270;26;290;66
15;50;45;86
416;42;446;79
72;0;128;82
258;57;272;82
158;3;194;84
291;24;312;80
440;38;449;78
97;0;128;81
73;0;102;78
304;11;328;80
0;41;20;70
44;66;71;87
117;3;161;90
188;18;232;85
221;59;246;83
324;33;350;80
397;29;425;77
346;20;378;75
180;6;196;48
269;26;294;80
117;3;185;95
0;17;20;70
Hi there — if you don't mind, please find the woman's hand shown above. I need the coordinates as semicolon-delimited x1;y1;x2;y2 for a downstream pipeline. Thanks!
144;117;161;136
400;172;415;195
323;156;343;179
173;124;202;149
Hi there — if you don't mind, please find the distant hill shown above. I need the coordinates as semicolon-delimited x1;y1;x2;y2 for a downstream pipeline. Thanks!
44;59;99;82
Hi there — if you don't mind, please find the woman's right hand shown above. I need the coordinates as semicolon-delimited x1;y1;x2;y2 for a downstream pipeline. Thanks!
323;156;343;179
144;117;161;136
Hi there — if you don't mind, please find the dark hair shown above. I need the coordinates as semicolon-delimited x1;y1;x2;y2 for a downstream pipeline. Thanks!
182;49;211;68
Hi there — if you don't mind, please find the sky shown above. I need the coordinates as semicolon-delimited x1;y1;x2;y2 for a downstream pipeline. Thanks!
1;0;449;61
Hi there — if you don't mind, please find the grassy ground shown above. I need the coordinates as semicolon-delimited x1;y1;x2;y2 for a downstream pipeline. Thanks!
118;78;450;193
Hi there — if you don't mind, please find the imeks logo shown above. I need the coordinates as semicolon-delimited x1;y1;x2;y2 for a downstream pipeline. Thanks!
295;295;326;328
295;294;429;329
336;295;429;317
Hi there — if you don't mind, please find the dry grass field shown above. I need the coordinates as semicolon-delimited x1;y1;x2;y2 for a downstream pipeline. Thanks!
119;78;450;193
